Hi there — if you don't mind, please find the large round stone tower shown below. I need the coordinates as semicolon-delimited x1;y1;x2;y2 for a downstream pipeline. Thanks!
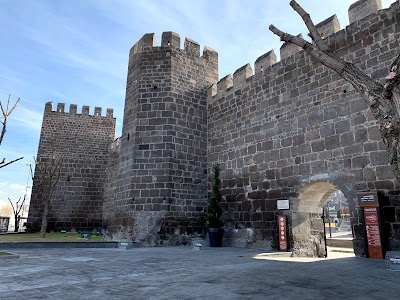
103;32;218;245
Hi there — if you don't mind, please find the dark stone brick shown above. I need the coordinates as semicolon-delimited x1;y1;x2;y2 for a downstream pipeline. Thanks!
299;163;311;175
370;151;388;165
308;111;323;126
362;168;376;181
325;135;340;150
281;137;293;147
268;190;281;199
311;140;325;152
376;166;393;180
320;124;335;138
352;156;368;169
139;144;150;150
323;107;338;121
389;196;400;207
335;120;350;134
261;181;271;190
396;207;400;222
293;134;305;146
311;160;326;173
374;180;394;190
281;166;294;177
368;127;381;141
265;169;276;180
355;128;368;143
384;207;396;223
340;132;354;147
298;143;311;155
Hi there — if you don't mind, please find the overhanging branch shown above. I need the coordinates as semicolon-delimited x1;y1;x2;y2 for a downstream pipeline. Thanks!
0;157;23;169
289;0;329;52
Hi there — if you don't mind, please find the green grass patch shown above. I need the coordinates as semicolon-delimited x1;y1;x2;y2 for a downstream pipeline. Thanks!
0;233;111;243
0;251;13;255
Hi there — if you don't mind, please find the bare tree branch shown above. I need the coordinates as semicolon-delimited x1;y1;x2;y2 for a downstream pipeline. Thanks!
289;0;329;52
0;95;23;169
7;197;16;216
268;25;391;118
0;95;20;145
0;156;23;169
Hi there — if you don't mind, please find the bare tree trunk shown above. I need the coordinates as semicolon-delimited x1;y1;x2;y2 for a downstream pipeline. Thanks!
40;201;49;238
270;0;400;181
14;215;19;233
33;156;63;237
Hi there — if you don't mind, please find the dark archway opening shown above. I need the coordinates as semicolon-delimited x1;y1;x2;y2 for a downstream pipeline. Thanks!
291;181;354;258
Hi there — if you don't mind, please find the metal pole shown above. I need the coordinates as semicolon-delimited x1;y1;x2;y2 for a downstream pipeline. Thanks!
329;209;332;238
322;206;327;258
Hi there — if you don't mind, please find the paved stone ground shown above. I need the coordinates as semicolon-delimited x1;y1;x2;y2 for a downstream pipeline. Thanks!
0;247;399;299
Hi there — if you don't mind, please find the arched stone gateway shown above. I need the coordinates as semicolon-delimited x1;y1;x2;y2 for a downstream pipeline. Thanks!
291;182;352;257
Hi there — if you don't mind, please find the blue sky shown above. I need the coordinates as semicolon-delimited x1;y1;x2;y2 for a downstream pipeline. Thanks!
0;0;395;209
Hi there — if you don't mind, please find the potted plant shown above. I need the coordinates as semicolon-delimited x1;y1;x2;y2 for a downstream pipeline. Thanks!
207;164;224;247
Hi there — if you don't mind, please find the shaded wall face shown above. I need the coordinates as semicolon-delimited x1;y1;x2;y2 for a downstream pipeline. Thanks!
105;44;218;243
102;141;120;225
291;212;326;258
208;5;400;249
28;109;116;231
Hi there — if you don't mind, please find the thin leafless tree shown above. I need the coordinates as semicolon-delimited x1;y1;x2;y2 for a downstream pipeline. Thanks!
31;156;63;238
8;196;26;232
0;95;23;168
270;0;400;180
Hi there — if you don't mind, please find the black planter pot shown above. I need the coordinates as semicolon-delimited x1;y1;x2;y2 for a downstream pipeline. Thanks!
208;228;224;247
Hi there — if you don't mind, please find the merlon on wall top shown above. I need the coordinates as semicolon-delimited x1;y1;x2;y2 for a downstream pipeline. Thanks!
129;31;218;62
45;102;114;118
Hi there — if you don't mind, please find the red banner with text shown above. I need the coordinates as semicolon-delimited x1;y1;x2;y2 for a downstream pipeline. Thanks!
363;207;383;259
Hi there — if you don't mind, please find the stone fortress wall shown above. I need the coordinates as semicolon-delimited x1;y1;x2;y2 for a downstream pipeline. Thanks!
27;102;116;231
28;0;400;255
207;0;400;253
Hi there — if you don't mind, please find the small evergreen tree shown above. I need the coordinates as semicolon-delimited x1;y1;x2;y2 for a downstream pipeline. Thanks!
207;164;223;228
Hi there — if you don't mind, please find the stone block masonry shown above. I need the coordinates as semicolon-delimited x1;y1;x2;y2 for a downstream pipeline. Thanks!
27;103;116;231
28;1;400;255
103;32;218;244
208;1;400;254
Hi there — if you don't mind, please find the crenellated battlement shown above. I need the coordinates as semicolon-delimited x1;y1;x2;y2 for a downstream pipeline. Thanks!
316;15;341;39
45;102;114;118
254;50;277;74
349;0;382;23
208;0;392;103
129;31;218;63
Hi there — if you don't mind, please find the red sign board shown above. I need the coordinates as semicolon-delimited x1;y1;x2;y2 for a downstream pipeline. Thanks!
277;215;287;251
363;207;383;259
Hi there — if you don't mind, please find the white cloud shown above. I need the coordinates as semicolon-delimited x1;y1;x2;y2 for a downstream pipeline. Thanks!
10;105;43;132
0;181;30;206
